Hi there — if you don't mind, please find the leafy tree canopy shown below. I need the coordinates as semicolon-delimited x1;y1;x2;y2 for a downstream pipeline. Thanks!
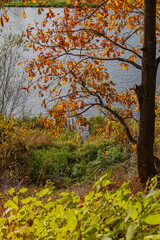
23;0;160;139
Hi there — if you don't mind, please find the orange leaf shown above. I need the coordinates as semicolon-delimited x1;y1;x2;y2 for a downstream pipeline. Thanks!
44;76;49;83
119;63;129;70
22;10;27;18
62;79;67;85
18;62;24;65
0;17;4;27
3;15;9;22
3;8;7;13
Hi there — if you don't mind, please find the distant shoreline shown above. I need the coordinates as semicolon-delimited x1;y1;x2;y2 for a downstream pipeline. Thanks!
4;0;95;8
4;0;70;8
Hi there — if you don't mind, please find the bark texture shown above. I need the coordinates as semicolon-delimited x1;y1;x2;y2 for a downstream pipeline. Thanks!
137;0;157;182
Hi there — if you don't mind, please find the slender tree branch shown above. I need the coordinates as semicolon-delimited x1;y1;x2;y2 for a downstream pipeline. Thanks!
67;104;98;117
84;29;142;59
101;104;137;144
67;53;142;70
122;27;142;44
53;27;142;60
75;0;110;24
78;79;137;144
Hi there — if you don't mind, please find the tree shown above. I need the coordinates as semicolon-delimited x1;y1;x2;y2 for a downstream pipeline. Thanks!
0;32;28;116
25;0;160;182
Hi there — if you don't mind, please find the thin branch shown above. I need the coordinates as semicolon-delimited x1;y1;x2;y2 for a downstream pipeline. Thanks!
101;104;137;144
84;29;142;59
67;52;142;70
53;27;142;60
78;78;137;144
67;104;97;118
122;27;142;44
75;0;110;24
123;116;139;122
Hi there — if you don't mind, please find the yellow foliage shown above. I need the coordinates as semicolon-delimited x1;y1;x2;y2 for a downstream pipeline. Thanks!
0;115;28;171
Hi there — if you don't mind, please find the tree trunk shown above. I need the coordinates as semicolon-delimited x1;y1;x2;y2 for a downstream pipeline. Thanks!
137;0;157;182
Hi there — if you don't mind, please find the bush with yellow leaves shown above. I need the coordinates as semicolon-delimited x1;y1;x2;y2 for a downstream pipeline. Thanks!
0;114;28;177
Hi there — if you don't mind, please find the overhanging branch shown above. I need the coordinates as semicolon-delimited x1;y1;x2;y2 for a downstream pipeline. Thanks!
101;105;137;144
79;28;142;59
68;53;142;70
78;81;137;144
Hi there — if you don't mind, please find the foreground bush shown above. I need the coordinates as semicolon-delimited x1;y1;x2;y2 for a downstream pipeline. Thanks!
0;174;160;239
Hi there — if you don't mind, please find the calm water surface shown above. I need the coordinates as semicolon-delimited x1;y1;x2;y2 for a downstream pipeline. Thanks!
0;7;159;118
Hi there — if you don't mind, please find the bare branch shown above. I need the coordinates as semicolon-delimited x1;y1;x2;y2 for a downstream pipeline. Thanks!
122;27;143;44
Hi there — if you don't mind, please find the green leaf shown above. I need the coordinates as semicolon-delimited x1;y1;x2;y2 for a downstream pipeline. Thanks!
4;200;18;210
101;234;112;240
126;224;138;240
102;179;112;187
59;192;69;197
144;235;160;239
36;188;49;198
21;197;35;204
144;215;160;225
126;208;138;221
65;215;78;232
32;200;42;207
45;202;55;210
85;190;94;201
57;196;70;204
13;196;18;204
8;188;15;195
18;188;28;194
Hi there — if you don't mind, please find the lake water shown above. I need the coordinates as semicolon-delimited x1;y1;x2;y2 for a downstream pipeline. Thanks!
0;7;160;118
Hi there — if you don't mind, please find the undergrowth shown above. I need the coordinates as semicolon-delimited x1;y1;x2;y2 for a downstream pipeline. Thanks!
1;106;160;190
0;174;160;239
0;114;134;189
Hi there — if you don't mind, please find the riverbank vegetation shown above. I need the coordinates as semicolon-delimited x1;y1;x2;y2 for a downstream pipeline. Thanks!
5;0;69;7
1;107;160;189
4;0;95;7
0;114;136;190
0;114;160;239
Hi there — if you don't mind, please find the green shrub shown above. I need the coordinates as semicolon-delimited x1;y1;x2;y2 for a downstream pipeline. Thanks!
18;115;45;130
29;148;74;186
0;175;160;240
28;137;131;187
0;115;133;189
89;115;106;135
